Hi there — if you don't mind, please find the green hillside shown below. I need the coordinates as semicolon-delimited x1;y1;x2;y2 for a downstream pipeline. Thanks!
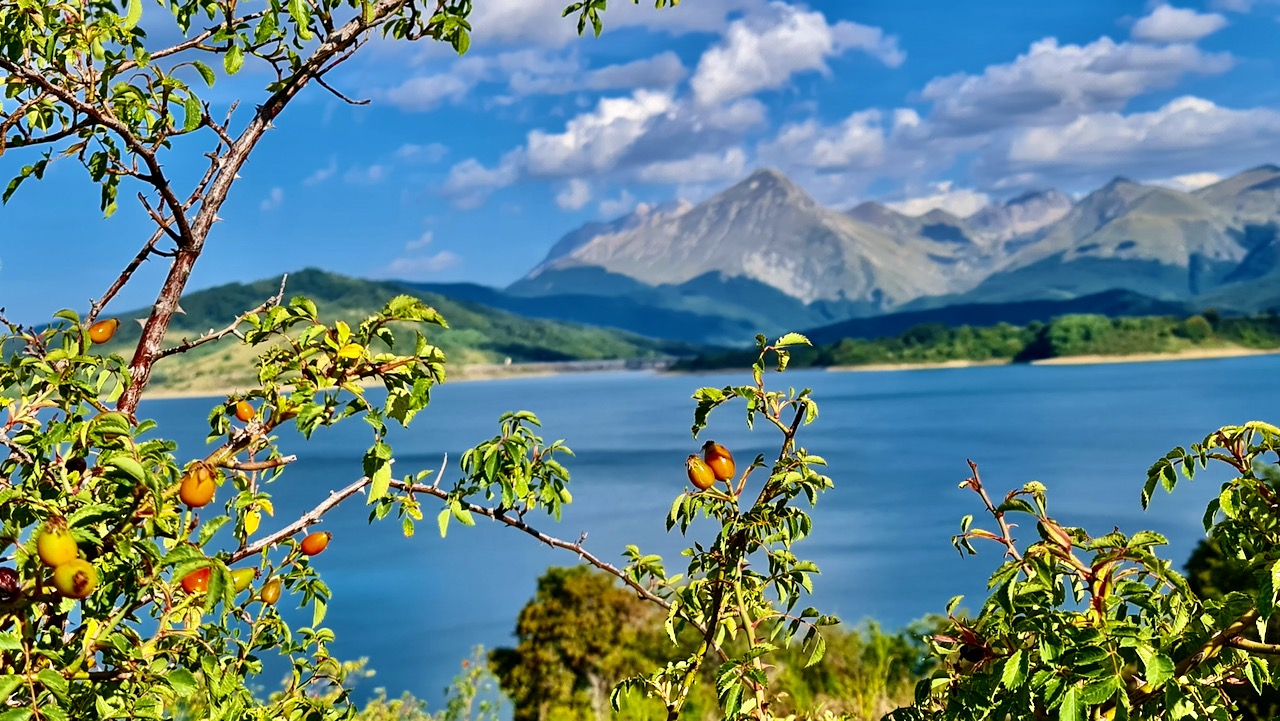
95;269;695;395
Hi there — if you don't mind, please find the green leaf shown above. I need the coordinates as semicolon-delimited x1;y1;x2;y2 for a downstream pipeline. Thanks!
36;669;68;703
775;332;811;348
167;669;198;697
1136;646;1174;689
437;508;450;538
121;0;142;30
0;677;21;706
191;61;216;87
1001;649;1025;688
450;502;475;527
183;93;202;132
0;708;34;721
0;633;19;650
224;44;244;75
1058;684;1081;721
288;0;314;40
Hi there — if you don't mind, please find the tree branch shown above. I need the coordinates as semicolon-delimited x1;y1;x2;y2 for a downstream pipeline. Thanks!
228;476;371;564
153;275;288;360
0;59;194;245
119;0;416;413
89;230;168;323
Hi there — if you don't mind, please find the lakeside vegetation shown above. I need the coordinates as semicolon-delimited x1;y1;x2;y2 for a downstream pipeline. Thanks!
676;311;1280;372
89;269;693;394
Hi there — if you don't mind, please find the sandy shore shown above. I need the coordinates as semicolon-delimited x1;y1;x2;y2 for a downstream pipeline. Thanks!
829;359;1011;373
826;345;1280;373
1029;346;1280;366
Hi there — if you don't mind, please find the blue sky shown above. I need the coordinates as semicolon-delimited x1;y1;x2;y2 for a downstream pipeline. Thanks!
2;0;1280;322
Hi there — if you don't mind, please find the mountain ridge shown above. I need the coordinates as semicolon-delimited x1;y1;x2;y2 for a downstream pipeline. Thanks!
511;165;1280;331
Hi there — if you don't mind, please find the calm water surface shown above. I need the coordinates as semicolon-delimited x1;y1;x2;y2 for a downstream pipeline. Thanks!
139;355;1280;706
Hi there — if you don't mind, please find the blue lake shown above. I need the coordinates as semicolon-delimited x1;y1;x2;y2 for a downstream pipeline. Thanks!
139;355;1280;708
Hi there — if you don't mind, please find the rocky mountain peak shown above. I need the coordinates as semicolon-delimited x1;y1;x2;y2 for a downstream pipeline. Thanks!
966;188;1072;243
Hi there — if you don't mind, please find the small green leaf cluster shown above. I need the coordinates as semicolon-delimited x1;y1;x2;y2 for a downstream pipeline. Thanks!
438;411;574;537
613;334;838;720
892;422;1280;720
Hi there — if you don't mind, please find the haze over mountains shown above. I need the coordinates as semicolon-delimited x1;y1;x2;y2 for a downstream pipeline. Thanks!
415;165;1280;346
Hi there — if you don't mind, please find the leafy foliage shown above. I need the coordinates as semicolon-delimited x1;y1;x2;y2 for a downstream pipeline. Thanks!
888;422;1280;720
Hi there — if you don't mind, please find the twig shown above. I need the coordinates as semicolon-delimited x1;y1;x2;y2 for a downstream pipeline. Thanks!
220;455;296;472
1225;635;1280;656
89;230;167;322
315;75;370;105
387;480;693;628
228;476;370;563
965;460;1023;562
153;278;287;360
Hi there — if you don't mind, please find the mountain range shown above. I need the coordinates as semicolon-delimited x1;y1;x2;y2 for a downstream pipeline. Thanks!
434;165;1280;345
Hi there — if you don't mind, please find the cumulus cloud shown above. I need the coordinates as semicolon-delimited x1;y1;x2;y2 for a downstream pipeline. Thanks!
921;37;1232;134
1002;97;1280;181
381;74;475;111
442;150;525;208
508;51;687;96
466;0;767;48
382;251;462;278
691;3;903;107
635;148;748;184
1131;5;1228;43
597;190;638;218
259;187;284;212
555;178;593;210
526;90;676;176
887;181;991;218
759;111;887;170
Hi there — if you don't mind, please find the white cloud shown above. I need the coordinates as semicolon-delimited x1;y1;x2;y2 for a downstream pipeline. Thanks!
303;158;337;186
585;52;687;92
1004;97;1280;177
921;37;1232;134
691;3;903;107
598;190;637;218
1131;5;1228;43
466;0;767;48
759;111;887;170
405;231;434;251
1151;172;1223;191
555;178;593;210
887;181;990;218
382;74;474;111
635;148;748;184
442;150;525;208
396;143;449;163
344;164;387;184
526;90;676;176
382;251;462;278
259;187;284;212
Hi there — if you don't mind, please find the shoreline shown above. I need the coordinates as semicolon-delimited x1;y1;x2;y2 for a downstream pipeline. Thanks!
828;345;1280;373
138;346;1280;401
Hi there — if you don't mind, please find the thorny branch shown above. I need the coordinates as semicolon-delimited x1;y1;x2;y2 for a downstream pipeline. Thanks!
154;274;289;360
